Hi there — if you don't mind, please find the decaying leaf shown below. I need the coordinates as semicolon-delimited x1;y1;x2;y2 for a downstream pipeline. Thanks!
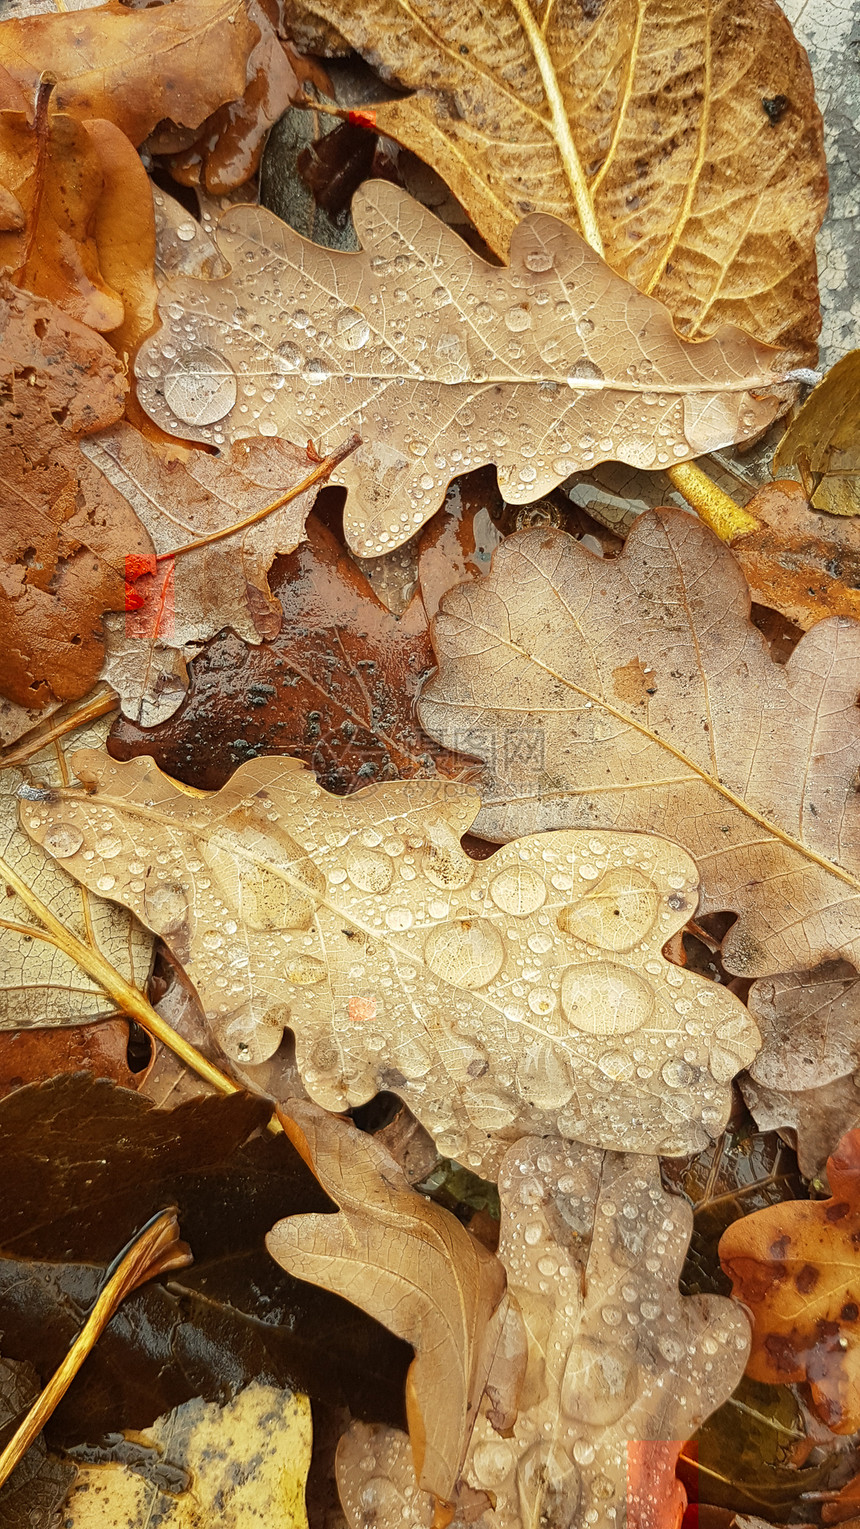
731;481;860;631
0;1355;75;1529
740;1071;860;1185
0;715;152;1026
25;751;760;1167
82;423;324;650
418;510;860;983
336;1137;750;1529
99;613;191;729
287;0;826;361
0;283;153;710
268;1102;524;1501
135;181;790;557
720;1127;860;1434
773;351;860;515
0;0;266;167
106;511;470;788
0;1075;411;1443
64;1383;311;1528
0;109;156;340
0;1018;137;1098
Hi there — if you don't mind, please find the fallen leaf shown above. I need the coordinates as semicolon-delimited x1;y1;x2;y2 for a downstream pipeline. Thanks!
134;181;790;557
0;0;266;170
740;1070;860;1185
0;283;153;711
105;511;470;789
64;1382;311;1528
160;0;299;194
0;1355;75;1529
773;351;860;514
336;1136;750;1529
285;0;826;360
417;510;860;983
0;714;152;1027
720;1126;860;1433
0;1019;137;1097
268;1101;523;1501
25;750;760;1166
0;109;156;339
730;481;860;631
99;614;191;729
0;1075;411;1445
82;423;325;650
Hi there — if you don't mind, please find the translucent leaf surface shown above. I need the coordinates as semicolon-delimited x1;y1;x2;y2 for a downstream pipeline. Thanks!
25;751;760;1169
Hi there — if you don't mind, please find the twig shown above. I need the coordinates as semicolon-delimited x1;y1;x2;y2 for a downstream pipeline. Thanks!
13;74;56;286
0;685;119;770
667;461;761;543
157;433;362;562
0;1210;191;1490
0;853;242;1099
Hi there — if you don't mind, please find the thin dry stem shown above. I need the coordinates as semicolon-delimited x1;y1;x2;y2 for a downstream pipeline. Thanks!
0;1210;191;1489
157;433;362;562
0;852;241;1097
0;685;119;770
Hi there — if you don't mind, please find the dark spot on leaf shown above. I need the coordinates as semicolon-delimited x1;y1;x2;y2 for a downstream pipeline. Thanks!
762;95;790;123
826;1201;851;1222
795;1263;820;1294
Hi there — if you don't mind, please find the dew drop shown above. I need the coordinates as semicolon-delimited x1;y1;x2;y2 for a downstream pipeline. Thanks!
524;249;554;273
489;864;546;916
164;348;237;425
560;961;654;1036
43;824;83;859
505;305;531;332
424;917;505;988
335;308;370;351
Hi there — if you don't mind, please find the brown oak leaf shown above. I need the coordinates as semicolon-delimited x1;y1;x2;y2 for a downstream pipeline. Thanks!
134;181;790;557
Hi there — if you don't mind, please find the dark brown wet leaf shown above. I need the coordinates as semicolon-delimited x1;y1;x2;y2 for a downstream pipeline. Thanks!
0;1075;410;1447
0;1356;76;1529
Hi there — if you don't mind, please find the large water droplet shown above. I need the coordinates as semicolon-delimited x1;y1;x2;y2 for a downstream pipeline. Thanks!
489;864;547;916
43;824;83;859
505;305;532;332
164;348;237;425
517;1045;575;1109
424;917;505;988
560;961;654;1036
346;849;393;894
557;867;660;952
524;249;554;273
334;308;370;351
285;953;326;985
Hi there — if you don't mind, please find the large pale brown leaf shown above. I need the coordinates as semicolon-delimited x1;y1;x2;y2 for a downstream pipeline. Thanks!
417;510;860;982
267;1101;523;1501
335;1136;750;1529
134;181;789;556
23;751;759;1168
287;0;826;361
0;284;153;711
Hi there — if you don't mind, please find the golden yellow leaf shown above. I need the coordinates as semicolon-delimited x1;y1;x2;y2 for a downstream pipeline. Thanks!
288;0;826;359
335;1136;750;1529
773;350;860;516
135;181;789;556
418;509;860;982
64;1383;311;1528
268;1101;525;1502
25;750;759;1168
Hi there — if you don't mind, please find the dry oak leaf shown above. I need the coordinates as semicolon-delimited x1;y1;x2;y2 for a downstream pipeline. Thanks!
417;509;860;983
82;422;326;650
0;714;152;1028
0;284;153;711
134;180;790;558
286;0;826;362
24;751;760;1168
738;962;860;1179
268;1101;525;1502
773;351;860;518
104;509;472;786
0;0;258;155
336;1136;751;1529
0;110;157;342
720;1127;860;1435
